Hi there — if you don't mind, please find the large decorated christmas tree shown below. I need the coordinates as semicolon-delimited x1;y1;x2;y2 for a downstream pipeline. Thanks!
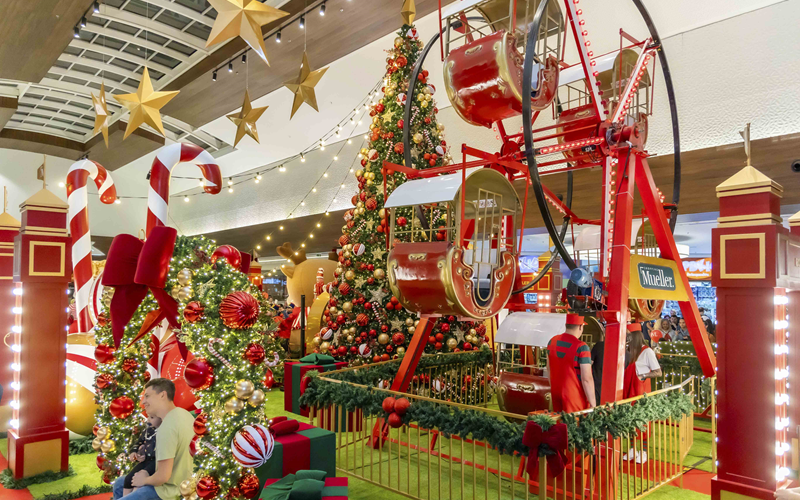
314;22;488;363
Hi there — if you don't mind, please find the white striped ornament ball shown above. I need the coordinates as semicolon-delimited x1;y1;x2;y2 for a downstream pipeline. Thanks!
231;424;274;468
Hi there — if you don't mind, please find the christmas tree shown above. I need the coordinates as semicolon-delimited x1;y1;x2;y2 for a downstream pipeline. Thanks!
315;22;488;364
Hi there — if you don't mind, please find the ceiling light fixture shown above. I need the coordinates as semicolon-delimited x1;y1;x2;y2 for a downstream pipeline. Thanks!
319;2;326;16
276;30;282;43
73;27;80;38
80;17;87;28
115;198;121;204
212;71;217;81
242;53;247;64
184;196;190;202
93;1;100;13
228;61;233;72
299;15;305;29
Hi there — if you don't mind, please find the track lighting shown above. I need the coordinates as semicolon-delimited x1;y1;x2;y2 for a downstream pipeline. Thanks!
73;27;80;38
93;1;100;13
276;30;281;43
80;16;87;28
242;53;247;63
212;71;217;81
319;2;326;16
228;61;233;72
299;15;305;29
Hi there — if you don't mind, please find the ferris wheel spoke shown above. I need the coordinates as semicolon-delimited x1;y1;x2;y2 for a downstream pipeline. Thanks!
610;43;657;124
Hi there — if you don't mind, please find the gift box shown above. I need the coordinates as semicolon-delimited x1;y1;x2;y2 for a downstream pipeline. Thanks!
259;471;348;500
284;354;347;417
255;422;336;482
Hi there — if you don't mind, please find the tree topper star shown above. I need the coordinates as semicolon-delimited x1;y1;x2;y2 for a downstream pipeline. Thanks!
227;89;268;147
206;0;288;65
113;67;179;139
91;83;110;147
284;51;328;119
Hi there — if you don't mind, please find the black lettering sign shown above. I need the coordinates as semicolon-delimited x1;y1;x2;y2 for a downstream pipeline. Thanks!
637;263;676;291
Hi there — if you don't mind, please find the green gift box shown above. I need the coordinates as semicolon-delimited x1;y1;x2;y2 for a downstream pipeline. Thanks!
259;471;348;500
284;354;346;417
254;422;336;482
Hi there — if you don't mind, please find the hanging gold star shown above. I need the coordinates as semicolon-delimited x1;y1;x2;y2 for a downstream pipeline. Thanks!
206;0;288;65
401;0;416;25
113;67;179;139
284;51;328;119
227;89;268;147
91;83;110;147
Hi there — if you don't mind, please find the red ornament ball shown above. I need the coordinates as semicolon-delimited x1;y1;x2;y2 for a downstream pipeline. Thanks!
393;142;404;154
382;396;396;413
110;396;135;419
190;435;201;457
211;245;242;271
476;324;487;335
428;336;436;344
356;313;370;326
220;292;260;329
394;397;411;416
435;333;444;342
237;473;260;499
395;55;408;67
96;455;106;470
122;358;139;373
435;342;442;350
463;342;472;350
184;357;215;390
366;198;378;211
338;283;351;295
102;474;112;485
196;476;220;500
380;353;390;361
264;369;275;389
339;234;350;247
396;216;407;227
94;344;116;364
392;332;405;345
183;301;205;323
96;373;115;390
388;412;403;428
440;323;450;333
397;119;404;129
337;346;347;355
244;343;266;365
376;103;385;113
194;413;208;435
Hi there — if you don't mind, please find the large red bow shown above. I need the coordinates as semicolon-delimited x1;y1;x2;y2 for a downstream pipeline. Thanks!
523;420;569;479
102;226;184;357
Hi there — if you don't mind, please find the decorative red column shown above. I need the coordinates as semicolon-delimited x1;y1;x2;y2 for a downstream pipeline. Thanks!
711;165;799;499
0;197;21;422
8;187;71;479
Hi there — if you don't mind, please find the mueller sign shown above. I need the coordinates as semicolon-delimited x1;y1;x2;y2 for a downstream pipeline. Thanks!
637;263;676;291
628;255;688;301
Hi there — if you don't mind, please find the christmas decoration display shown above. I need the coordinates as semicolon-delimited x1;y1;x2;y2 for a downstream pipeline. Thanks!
227;89;268;147
315;23;484;363
205;0;288;65
91;82;110;147
230;423;274;467
219;291;260;329
522;418;569;478
254;420;336;482
184;357;216;390
145;143;222;237
284;51;329;119
211;244;242;271
382;396;410;428
284;354;347;417
66;159;116;332
113;67;179;139
261;472;348;500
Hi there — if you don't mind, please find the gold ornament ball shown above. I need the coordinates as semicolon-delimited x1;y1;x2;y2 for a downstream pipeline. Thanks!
372;115;381;124
405;317;414;326
177;286;193;302
349;326;357;335
373;268;386;280
366;179;374;186
417;93;425;102
469;328;477;336
177;268;193;286
394;36;403;47
320;341;330;353
413;133;423;144
346;335;354;343
329;306;338;315
313;337;321;346
101;439;116;453
180;480;196;497
225;396;245;414
407;326;415;334
92;437;103;451
368;172;376;180
378;333;390;345
357;201;364;208
360;148;368;155
335;267;343;275
465;335;474;344
397;347;405;356
342;301;353;312
171;286;181;300
342;225;348;233
369;123;377;130
343;250;352;258
438;123;446;131
386;89;394;97
446;338;458;350
186;494;198;500
344;243;353;251
345;270;355;281
235;379;255;400
96;426;110;440
248;389;266;407
421;101;428;109
356;169;364;178
414;320;420;326
379;208;386;219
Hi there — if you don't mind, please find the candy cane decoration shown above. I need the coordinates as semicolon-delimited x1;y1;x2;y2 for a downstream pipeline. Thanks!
146;143;222;237
67;160;116;333
208;338;235;370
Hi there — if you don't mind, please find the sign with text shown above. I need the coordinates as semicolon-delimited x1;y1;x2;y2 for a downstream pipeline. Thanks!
683;258;712;280
628;255;689;301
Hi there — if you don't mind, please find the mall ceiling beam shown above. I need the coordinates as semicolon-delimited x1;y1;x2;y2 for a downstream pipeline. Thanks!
0;0;95;83
161;0;450;127
83;120;165;171
0;96;19;131
0;128;85;160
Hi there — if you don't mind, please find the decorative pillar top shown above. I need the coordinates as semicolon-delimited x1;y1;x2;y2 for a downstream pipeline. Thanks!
789;210;800;235
716;166;783;228
19;188;68;237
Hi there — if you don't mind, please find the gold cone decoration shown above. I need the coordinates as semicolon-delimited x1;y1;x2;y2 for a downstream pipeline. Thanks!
113;67;179;139
283;51;328;119
206;0;288;66
227;89;268;147
401;0;416;25
91;83;110;147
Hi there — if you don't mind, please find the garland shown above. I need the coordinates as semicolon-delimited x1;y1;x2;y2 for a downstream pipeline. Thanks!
657;341;717;378
302;370;694;455
68;437;95;455
0;466;75;489
39;484;112;500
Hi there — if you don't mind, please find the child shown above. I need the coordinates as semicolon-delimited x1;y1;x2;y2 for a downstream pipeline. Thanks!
122;414;161;497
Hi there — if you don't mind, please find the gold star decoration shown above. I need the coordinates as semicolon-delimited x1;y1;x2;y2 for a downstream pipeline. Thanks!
284;51;328;119
227;90;268;147
113;67;179;139
91;83;110;147
382;108;396;125
401;0;416;25
206;0;288;65
371;247;386;261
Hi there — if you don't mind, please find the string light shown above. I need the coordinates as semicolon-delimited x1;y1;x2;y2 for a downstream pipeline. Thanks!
184;196;190;202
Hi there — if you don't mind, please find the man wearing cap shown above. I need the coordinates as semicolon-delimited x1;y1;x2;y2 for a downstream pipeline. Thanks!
547;313;596;412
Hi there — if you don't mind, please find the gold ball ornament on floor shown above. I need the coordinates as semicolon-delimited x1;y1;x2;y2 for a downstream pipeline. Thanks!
248;389;266;407
225;396;245;414
92;437;103;451
447;338;458;350
101;439;116;453
378;333;390;345
178;286;193;302
177;268;193;286
235;379;255;400
180;479;196;497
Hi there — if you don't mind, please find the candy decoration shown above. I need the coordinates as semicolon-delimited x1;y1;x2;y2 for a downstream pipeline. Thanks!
109;396;134;419
183;301;205;323
66;159;116;332
207;339;235;371
211;245;242;271
196;476;220;500
264;368;275;389
184;357;216;390
231;423;274;468
244;343;266;365
338;234;350;247
265;352;280;367
320;327;333;340
219;292;260;329
352;243;365;256
146;143;221;237
356;313;369;326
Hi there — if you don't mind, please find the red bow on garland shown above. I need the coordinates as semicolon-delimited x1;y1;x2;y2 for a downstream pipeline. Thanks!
102;226;186;358
522;420;569;479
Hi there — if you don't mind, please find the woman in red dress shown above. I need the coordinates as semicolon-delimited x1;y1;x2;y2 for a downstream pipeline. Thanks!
622;322;663;463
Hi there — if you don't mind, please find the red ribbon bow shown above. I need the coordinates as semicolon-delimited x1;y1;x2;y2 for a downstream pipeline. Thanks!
269;416;301;436
522;420;569;479
102;226;186;358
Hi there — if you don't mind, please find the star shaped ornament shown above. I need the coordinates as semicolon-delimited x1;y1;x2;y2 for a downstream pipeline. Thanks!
284;51;328;119
227;90;268;147
113;67;179;139
91;83;110;147
206;0;288;65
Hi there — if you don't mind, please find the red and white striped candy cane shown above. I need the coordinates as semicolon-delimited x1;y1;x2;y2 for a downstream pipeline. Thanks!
146;143;222;237
66;160;116;333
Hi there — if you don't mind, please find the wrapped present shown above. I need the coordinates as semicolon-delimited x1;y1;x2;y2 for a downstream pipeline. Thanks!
255;421;335;482
259;470;348;500
284;354;346;417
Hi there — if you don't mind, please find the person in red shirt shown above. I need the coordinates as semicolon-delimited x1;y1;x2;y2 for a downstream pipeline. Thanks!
547;313;596;412
622;322;663;463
